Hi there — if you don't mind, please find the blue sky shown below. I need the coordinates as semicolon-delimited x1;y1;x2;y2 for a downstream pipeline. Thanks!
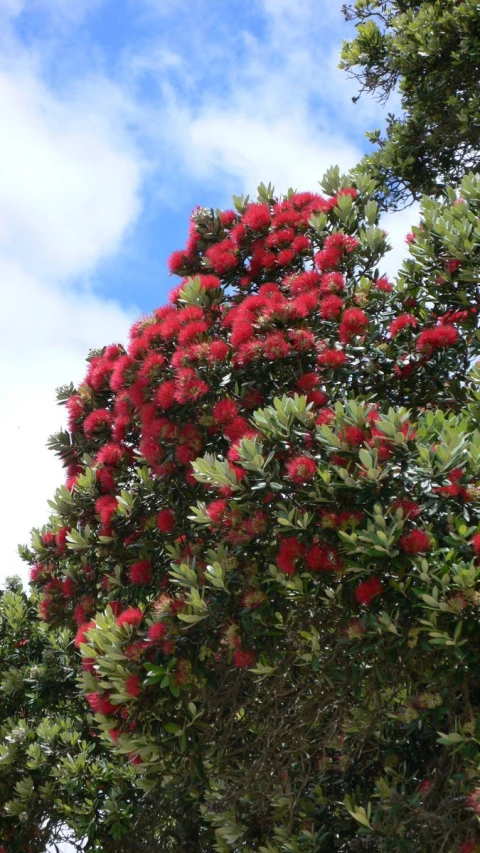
0;0;415;583
8;0;375;311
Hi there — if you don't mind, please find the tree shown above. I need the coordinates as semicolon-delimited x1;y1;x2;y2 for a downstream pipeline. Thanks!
0;578;176;852
17;168;480;852
340;0;480;209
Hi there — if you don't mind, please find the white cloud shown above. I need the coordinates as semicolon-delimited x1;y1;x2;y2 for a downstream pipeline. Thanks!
186;112;361;197
0;53;142;587
133;0;387;203
0;69;142;277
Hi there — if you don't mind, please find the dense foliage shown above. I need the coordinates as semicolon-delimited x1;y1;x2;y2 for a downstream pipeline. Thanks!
341;0;480;208
14;168;480;851
0;579;171;853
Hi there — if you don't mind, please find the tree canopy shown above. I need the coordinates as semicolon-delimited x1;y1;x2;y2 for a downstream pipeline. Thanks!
341;0;480;208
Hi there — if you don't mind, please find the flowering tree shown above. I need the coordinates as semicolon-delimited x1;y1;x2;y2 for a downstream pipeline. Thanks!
16;167;480;852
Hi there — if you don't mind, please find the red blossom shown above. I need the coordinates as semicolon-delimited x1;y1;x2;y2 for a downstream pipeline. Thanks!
277;537;304;575
74;620;96;649
147;622;167;643
399;529;431;554
343;426;366;447
95;495;118;528
86;692;117;716
472;533;480;556
285;455;317;484
129;561;152;585
157;509;176;533
204;240;238;274
117;607;144;628
355;577;383;606
393;499;421;519
232;648;256;669
125;674;142;698
305;542;342;573
320;294;344;319
242;203;271;230
209;339;230;362
389;314;418;337
339;308;368;343
375;276;393;292
213;399;239;424
416;325;459;353
317;349;347;369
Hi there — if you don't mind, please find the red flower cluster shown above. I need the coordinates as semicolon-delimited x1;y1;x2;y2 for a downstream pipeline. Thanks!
399;529;431;554
355;577;383;606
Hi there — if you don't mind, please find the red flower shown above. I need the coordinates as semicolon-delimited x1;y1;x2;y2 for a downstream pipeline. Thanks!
263;332;291;360
277;537;304;575
74;620;96;648
285;455;317;484
230;320;255;347
389;314;418;337
95;495;118;528
174;368;209;404
129;561;151;585
242;203;271;230
155;380;176;410
472;533;480;556
204;240;238;274
168;250;190;274
83;409;112;438
343;426;366;447
117;607;143;628
416;325;458;353
392;498;421;519
460;843;478;853
125;674;142;698
86;693;117;716
220;210;237;228
147;622;167;643
209;339;230;362
213;399;239;424
316;407;335;425
305;542;342;572
157;509;176;533
66;394;84;431
320;272;344;294
61;578;75;599
317;349;347;369
467;789;480;815
196;273;222;290
399;529;431;554
336;187;358;199
339;308;368;343
207;499;230;524
320;295;344;319
232;648;256;669
178;320;209;345
355;577;383;606
55;526;70;553
375;276;393;292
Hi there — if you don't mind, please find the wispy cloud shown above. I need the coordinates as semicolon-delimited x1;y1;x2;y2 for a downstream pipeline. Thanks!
0;26;143;584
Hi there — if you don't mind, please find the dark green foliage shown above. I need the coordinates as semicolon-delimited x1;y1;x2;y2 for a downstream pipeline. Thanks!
341;0;480;208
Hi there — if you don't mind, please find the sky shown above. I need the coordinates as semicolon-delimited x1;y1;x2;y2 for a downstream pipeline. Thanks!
0;0;417;586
